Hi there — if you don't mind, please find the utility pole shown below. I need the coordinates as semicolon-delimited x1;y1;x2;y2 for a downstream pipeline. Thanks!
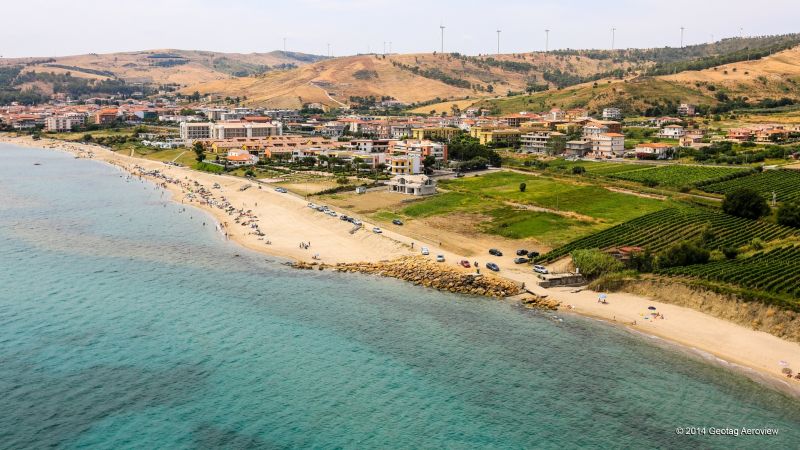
327;43;331;58
680;26;685;48
383;41;386;55
545;29;550;52
283;37;287;52
611;28;616;50
496;29;501;55
440;24;445;54
389;41;392;53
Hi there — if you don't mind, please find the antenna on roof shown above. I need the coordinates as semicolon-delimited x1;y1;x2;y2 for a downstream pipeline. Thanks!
545;29;550;52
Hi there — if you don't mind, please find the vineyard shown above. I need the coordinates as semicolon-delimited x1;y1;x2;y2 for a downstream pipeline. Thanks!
607;165;749;187
535;208;799;262
658;245;800;305
700;169;800;203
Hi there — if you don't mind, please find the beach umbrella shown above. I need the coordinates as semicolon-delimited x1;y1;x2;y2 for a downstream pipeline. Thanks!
648;306;657;310
598;293;607;301
779;360;790;367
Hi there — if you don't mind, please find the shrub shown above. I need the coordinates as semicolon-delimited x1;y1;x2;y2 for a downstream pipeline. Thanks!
722;246;739;259
519;182;526;192
722;188;771;219
570;249;624;279
571;166;586;175
336;177;350;185
777;201;800;228
658;241;710;268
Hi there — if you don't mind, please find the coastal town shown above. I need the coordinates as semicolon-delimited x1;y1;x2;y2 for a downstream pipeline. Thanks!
2;4;800;445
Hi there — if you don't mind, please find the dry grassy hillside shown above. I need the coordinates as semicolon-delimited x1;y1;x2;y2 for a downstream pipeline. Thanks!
183;51;634;109
2;49;325;87
662;46;800;100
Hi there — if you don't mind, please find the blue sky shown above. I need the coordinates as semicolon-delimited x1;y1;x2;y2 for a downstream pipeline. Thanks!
2;0;799;57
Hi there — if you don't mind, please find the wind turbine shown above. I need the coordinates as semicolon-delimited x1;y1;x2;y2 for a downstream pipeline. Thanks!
680;26;685;48
496;29;501;55
440;23;446;54
327;43;331;58
283;37;287;53
611;28;616;50
545;29;550;52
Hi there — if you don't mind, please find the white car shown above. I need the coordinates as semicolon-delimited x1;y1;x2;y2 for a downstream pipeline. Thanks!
533;265;549;274
326;210;338;217
372;227;382;233
436;254;445;262
421;247;430;255
307;202;318;209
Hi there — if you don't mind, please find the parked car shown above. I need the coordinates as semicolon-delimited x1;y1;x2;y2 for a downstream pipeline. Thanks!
351;219;362;226
340;215;350;221
392;219;404;226
455;172;465;178
307;202;318;209
516;249;529;256
459;260;471;268
485;262;500;272
489;248;503;256
528;251;540;258
421;247;430;255
514;257;529;264
533;265;549;274
372;227;382;234
274;187;288;193
326;210;337;217
436;254;445;262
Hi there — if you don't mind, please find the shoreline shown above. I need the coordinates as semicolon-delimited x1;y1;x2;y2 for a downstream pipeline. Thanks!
3;133;799;398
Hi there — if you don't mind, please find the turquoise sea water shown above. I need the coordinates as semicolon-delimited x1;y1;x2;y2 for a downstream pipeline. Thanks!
0;144;798;449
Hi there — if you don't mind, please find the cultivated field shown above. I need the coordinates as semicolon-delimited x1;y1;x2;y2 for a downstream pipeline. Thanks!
700;169;800;202
607;165;749;188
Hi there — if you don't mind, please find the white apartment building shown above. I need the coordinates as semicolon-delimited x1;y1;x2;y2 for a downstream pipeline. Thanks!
520;131;566;154
582;124;609;138
390;140;448;162
180;121;282;142
44;113;86;132
386;154;422;175
591;133;625;158
659;124;686;138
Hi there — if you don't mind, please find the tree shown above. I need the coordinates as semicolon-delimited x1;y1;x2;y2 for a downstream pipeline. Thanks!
571;166;586;175
519;182;527;192
777;201;800;228
722;188;770;220
193;142;205;162
422;155;437;174
658;241;710;268
570;249;624;279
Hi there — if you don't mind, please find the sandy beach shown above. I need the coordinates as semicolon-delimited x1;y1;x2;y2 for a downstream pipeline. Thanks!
3;133;799;397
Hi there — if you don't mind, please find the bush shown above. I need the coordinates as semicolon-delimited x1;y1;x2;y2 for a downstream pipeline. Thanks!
571;166;586;175
336;177;350;185
570;249;624;279
776;201;800;228
722;188;771;219
722;246;739;259
658;241;710;268
195;162;224;173
519;182;526;192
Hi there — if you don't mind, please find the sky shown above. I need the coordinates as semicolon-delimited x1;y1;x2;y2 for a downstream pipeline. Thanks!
2;0;799;58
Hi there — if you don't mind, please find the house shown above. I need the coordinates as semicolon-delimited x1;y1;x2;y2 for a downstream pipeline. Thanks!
591;133;625;158
520;131;566;154
225;149;258;166
634;142;674;160
388;174;437;196
502;113;533;127
582;123;609;138
727;128;753;141
548;108;566;121
93;108;118;125
658;124;685;138
564;138;593;157
677;103;696;116
386;154;422;175
602;107;622;120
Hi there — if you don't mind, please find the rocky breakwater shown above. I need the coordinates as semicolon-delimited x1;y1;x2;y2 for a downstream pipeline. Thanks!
520;296;562;311
295;256;523;298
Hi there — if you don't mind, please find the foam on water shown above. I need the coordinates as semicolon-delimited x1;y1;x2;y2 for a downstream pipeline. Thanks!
1;144;798;449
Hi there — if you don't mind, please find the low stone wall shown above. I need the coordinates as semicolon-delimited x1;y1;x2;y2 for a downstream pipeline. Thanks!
293;256;522;298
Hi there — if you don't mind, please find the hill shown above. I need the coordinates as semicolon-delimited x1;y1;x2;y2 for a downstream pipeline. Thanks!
182;51;640;109
476;45;800;116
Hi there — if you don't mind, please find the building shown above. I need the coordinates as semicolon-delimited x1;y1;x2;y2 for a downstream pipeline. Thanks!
591;133;625;158
93;108;118;125
180;122;213;141
44;113;86;132
390;139;448;162
386;154;422;175
388;174;437;196
602;107;622;120
565;138;593;157
582;123;609;138
634;142;674;160
410;127;460;141
520;131;566;154
225;149;258;167
677;103;696;116
659;124;685;138
474;128;522;146
180;121;282;142
502;113;534;128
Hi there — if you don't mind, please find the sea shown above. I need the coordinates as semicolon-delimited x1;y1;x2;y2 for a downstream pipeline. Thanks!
0;143;798;449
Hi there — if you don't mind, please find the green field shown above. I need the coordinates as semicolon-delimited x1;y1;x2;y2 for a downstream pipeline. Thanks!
607;165;749;188
395;171;671;246
700;169;800;202
535;207;799;262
